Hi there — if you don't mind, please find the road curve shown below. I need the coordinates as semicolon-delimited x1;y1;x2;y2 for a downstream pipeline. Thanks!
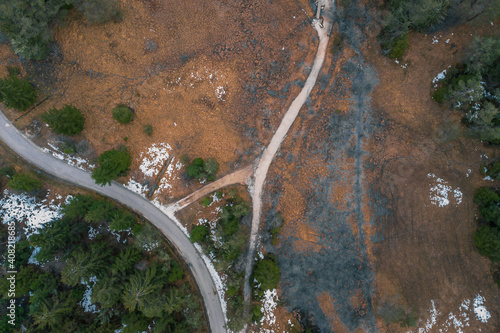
0;111;226;333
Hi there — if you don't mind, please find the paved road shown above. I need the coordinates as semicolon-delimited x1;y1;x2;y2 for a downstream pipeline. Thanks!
0;111;226;333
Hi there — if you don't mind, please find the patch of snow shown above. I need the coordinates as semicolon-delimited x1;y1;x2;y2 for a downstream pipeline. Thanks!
0;189;66;238
466;169;472;177
80;276;99;313
28;247;42;265
125;179;148;197
139;143;172;177
473;294;491;323
432;36;439;44
259;289;279;332
427;174;462;207
88;226;98;240
483;176;493;182
43;142;95;170
432;69;447;84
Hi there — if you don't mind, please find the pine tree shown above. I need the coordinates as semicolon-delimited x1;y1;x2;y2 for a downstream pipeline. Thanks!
0;76;36;111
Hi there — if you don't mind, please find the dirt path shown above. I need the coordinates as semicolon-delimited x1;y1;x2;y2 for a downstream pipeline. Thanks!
172;164;253;210
243;0;335;301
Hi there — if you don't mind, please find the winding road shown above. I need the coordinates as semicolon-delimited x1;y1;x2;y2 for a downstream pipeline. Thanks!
0;0;334;331
0;111;226;333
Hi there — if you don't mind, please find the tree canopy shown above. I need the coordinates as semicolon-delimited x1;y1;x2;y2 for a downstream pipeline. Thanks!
91;147;131;186
41;105;85;135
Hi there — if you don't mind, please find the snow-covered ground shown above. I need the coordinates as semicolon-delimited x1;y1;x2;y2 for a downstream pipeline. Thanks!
42;142;95;171
127;143;183;198
410;293;491;333
427;173;462;207
0;189;68;238
80;276;99;313
259;289;279;332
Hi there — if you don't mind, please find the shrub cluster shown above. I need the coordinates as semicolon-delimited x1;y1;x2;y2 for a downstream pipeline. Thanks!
432;37;500;144
186;157;219;181
41;105;85;135
91;147;131;186
0;74;36;111
378;0;449;58
0;0;122;60
112;105;134;124
473;187;500;264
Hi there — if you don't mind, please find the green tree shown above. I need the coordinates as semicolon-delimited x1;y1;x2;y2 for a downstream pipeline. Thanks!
61;242;111;286
111;247;142;275
91;276;122;309
92;147;131;185
41;105;85;135
62;194;95;220
112;105;134;124
109;209;137;231
7;173;41;192
253;254;280;292
84;200;116;224
0;75;37;110
204;157;219;180
482;161;500;180
186;158;205;179
474;225;500;261
465;36;500;76
122;265;165;312
190;225;209;243
31;295;74;330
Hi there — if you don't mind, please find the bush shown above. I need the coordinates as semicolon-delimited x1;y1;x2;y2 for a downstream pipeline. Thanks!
201;196;213;207
253;254;280;294
143;124;153;136
7;173;41;192
185;157;219;181
388;32;409;59
0;75;36;111
112;105;134;124
91;147;131;185
190;225;209;243
41;105;85;135
474;225;500;261
482;161;500;180
432;86;449;103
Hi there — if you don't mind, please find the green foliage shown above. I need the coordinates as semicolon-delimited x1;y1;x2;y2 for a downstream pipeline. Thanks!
143;124;153;136
0;75;36;110
432;85;449;103
84;200;115;223
122;265;165;312
474;225;500;261
186;157;219;181
431;36;500;144
92;147;132;185
112;247;142;275
252;305;264;323
167;261;184;283
378;0;449;58
482;161;500;180
61;242;111;286
73;0;122;24
0;164;15;178
474;187;500;227
7;173;41;192
190;224;209;243
330;35;344;54
62;194;95;220
269;213;284;246
112;104;134;124
91;276;122;309
109;209;137;231
201;196;213;207
0;0;66;60
253;254;280;295
41;105;85;135
388;32;409;59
